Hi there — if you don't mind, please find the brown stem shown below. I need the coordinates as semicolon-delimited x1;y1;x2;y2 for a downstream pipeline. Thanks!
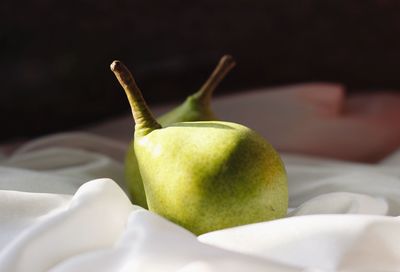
192;55;236;105
110;60;161;135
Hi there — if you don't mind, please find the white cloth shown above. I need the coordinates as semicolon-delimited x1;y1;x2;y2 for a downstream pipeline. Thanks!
1;132;400;272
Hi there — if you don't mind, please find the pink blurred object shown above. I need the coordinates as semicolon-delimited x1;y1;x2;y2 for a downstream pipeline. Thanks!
2;83;400;163
214;83;400;162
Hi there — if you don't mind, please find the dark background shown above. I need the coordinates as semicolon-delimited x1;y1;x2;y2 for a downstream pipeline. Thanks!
2;1;400;142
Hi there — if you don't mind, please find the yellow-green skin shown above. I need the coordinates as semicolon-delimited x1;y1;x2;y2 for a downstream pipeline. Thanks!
125;96;215;208
135;121;288;235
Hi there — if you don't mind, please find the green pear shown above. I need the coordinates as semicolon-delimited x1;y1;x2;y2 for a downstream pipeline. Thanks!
111;60;288;235
125;55;236;208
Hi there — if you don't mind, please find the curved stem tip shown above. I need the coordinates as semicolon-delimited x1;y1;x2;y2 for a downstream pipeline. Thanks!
111;60;161;135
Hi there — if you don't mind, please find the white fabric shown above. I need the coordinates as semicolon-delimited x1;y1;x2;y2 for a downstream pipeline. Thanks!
1;84;400;272
1;132;400;272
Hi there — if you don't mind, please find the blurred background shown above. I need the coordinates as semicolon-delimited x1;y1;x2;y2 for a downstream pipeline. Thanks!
2;0;400;142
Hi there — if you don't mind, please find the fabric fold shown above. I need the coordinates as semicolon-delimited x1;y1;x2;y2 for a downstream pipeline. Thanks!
0;125;399;271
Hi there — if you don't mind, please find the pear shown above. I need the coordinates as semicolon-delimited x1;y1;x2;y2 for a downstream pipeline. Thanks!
111;60;288;235
125;55;236;208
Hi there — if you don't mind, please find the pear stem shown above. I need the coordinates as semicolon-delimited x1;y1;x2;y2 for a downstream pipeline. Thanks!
191;55;236;106
111;60;161;135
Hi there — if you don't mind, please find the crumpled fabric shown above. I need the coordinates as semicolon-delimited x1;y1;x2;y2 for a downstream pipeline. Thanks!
1;131;400;272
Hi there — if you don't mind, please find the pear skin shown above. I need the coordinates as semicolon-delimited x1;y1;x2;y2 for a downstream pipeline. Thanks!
137;121;288;234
